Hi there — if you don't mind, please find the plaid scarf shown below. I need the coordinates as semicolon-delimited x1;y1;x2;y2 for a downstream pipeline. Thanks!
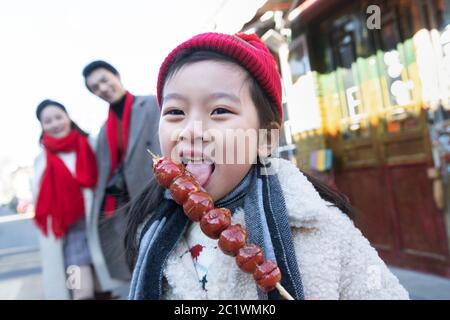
128;162;304;300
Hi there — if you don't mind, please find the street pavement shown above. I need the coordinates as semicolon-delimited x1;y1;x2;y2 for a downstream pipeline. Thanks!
390;266;450;300
0;214;43;299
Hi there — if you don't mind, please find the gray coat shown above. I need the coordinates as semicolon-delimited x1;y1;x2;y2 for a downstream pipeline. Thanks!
89;95;161;291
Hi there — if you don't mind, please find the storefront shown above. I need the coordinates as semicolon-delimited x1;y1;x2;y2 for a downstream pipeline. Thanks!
244;0;450;276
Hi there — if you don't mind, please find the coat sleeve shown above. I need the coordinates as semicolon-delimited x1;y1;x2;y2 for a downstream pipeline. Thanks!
31;152;45;204
334;210;410;300
144;95;161;154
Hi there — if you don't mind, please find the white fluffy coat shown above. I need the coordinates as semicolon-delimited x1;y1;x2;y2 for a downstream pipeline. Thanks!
31;137;98;300
161;158;409;300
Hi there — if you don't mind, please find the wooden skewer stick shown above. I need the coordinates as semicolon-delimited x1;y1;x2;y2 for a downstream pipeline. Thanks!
148;149;295;300
275;283;294;300
146;149;160;161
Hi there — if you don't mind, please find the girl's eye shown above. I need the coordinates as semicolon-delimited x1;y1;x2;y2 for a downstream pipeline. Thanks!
164;109;184;116
211;107;231;115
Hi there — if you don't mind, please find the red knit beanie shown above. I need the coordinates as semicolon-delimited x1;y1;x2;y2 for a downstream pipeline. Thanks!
157;32;283;123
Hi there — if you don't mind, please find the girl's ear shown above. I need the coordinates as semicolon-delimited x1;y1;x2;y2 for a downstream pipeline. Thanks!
258;121;281;159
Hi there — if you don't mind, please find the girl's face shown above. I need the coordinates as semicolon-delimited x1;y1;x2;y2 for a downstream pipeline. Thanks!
40;105;72;138
160;60;261;201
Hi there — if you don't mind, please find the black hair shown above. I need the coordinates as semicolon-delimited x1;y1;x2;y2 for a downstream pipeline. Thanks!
124;50;355;269
36;99;66;121
82;60;120;91
36;99;89;142
82;60;119;78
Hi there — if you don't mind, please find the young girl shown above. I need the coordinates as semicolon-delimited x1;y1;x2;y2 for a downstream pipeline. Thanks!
32;100;98;299
125;33;409;300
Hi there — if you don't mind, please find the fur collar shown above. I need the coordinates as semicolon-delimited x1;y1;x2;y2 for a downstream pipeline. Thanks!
269;157;328;229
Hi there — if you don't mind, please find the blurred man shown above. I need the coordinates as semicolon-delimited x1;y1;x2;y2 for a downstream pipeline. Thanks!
82;60;160;296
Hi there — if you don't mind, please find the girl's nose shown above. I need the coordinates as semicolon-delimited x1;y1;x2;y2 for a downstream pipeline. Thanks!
178;118;205;143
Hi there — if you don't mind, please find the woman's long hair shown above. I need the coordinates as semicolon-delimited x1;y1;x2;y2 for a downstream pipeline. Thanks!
124;50;355;269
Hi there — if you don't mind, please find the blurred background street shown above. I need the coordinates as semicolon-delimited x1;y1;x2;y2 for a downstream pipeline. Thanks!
1;0;450;300
0;213;43;299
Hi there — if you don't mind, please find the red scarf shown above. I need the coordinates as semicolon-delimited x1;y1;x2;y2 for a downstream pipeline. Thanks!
103;91;134;215
35;130;98;238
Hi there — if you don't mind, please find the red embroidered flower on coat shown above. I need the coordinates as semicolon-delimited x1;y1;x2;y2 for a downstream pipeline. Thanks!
190;244;204;261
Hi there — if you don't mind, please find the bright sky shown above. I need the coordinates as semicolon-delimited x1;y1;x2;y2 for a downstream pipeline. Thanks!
0;0;265;173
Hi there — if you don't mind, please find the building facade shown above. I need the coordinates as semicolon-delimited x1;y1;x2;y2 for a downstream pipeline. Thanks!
243;0;450;277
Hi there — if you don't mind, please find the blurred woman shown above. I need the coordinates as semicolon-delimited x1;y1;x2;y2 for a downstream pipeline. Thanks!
31;99;98;299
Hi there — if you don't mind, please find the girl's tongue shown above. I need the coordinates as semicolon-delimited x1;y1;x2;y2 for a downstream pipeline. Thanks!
185;163;214;187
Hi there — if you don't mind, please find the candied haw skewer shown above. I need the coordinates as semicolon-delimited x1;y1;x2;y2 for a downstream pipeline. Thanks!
183;191;214;222
169;175;201;205
236;244;264;273
154;158;185;188
253;260;282;292
148;150;294;300
218;224;247;256
200;208;231;239
149;150;184;188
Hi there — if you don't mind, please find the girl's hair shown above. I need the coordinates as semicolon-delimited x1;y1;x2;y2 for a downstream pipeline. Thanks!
124;50;355;268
